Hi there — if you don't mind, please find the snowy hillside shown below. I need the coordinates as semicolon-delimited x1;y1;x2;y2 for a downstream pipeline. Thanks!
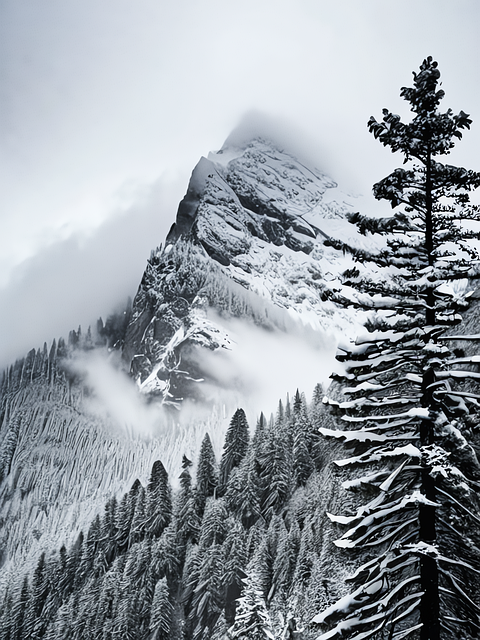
0;340;233;590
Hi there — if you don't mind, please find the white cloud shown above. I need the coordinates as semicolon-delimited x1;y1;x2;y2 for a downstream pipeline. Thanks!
189;313;342;424
0;175;182;369
70;350;166;438
66;309;342;443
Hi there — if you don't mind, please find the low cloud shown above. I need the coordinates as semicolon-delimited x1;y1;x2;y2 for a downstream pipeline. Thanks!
70;350;167;439
224;111;338;181
70;348;226;440
190;313;343;424
67;348;232;485
0;175;182;371
58;312;344;484
67;311;343;445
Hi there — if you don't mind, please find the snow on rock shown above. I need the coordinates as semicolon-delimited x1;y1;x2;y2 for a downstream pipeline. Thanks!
123;137;378;406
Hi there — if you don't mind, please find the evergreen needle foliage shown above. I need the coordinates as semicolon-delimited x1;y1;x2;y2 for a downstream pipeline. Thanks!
314;57;480;640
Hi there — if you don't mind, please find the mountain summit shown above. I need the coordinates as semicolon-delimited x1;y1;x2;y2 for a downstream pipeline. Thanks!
123;136;367;406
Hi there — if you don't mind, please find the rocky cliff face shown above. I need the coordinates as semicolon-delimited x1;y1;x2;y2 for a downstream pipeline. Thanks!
123;137;370;406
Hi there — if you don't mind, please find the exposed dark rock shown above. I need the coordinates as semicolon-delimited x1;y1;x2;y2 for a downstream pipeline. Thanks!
130;353;152;382
166;157;216;243
153;317;177;343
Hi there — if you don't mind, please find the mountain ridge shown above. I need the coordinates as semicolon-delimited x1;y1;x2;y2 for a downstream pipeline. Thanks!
122;136;372;407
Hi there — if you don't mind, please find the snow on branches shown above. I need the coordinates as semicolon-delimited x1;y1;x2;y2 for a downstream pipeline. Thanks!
314;58;480;640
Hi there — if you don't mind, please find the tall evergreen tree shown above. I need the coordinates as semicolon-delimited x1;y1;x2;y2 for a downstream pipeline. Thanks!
314;57;480;640
195;433;218;517
145;460;172;538
44;599;74;640
97;553;127;639
129;484;147;546
309;383;328;469
26;551;50;639
99;496;118;567
259;424;292;522
78;514;102;585
42;549;68;632
115;480;140;552
225;449;262;529
149;577;173;640
228;568;275;640
269;520;295;603
291;390;314;487
151;520;180;581
68;532;84;595
223;519;248;626
113;588;140;640
189;542;226;640
9;576;29;640
176;454;201;547
219;408;250;492
0;414;20;484
0;593;14;640
198;497;228;549
182;498;229;638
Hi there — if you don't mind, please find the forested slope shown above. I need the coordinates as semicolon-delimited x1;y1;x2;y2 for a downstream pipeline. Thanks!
0;391;353;640
0;326;230;593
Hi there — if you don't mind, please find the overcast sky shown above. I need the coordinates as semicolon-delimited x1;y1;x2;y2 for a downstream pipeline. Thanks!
1;0;480;368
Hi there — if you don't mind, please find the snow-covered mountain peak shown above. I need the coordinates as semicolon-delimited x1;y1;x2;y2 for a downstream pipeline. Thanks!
0;131;392;605
125;135;372;407
210;136;344;219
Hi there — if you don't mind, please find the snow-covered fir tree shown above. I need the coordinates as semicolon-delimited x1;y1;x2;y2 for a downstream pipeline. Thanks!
149;577;173;640
219;408;250;493
314;57;480;640
195;432;218;517
228;568;275;640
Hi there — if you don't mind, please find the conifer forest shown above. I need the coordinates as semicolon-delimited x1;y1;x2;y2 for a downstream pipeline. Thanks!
2;57;480;640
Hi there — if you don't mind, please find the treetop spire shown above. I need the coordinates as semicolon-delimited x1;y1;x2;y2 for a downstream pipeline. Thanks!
368;56;474;162
401;56;444;115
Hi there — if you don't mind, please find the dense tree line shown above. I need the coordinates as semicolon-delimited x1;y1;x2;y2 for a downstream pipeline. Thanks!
0;398;336;639
0;297;131;403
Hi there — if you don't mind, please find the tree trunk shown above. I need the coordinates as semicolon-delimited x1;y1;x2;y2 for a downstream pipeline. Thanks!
424;148;436;326
420;553;440;640
419;367;440;640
